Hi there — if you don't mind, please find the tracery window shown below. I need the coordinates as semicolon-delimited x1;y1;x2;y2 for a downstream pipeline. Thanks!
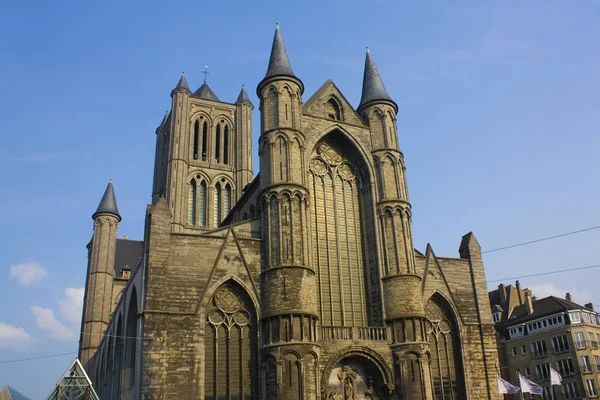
189;179;197;225
193;120;200;160
189;177;207;226
426;295;465;400
204;281;257;400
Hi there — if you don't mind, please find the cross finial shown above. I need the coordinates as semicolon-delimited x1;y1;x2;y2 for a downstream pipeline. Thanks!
202;65;210;83
276;20;279;29
109;176;113;184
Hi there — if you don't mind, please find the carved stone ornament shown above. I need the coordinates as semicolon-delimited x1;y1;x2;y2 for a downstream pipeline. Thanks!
317;142;343;165
310;159;328;176
338;163;355;181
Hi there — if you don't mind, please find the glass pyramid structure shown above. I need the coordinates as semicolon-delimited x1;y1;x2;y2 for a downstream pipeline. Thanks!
46;359;99;400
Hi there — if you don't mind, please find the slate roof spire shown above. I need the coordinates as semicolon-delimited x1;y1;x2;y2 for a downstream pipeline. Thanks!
193;82;220;101
263;23;296;80
174;72;190;92
92;178;121;221
236;84;252;104
358;47;396;111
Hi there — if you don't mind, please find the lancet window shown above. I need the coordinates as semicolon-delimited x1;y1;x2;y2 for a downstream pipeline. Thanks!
193;120;200;160
426;295;465;400
189;177;207;227
204;281;257;400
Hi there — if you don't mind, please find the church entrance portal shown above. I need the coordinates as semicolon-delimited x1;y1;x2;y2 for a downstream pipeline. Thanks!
322;355;390;400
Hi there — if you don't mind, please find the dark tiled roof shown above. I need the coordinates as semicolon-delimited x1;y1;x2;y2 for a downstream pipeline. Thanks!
1;385;33;400
263;24;296;80
158;110;169;130
174;72;190;91
193;82;220;101
506;296;583;326
358;48;394;109
92;180;121;221
114;239;143;278
236;86;251;104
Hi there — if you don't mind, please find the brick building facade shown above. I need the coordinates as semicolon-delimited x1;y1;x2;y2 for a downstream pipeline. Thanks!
79;25;500;399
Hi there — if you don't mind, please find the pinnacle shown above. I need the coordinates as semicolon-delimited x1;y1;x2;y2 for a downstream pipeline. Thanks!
358;48;395;111
236;85;252;104
93;179;121;221
174;72;190;91
263;24;296;80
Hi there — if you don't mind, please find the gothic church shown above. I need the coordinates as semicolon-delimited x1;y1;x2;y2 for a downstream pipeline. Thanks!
79;25;500;399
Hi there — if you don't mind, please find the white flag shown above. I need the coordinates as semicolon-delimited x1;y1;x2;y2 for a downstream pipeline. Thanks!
498;376;521;394
550;367;563;386
519;374;544;395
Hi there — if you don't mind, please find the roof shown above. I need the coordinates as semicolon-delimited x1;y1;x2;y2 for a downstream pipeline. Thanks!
236;86;251;104
0;386;33;400
174;72;190;92
506;296;584;326
262;24;296;81
193;82;220;101
358;48;395;110
45;359;99;400
92;179;121;221
114;238;144;278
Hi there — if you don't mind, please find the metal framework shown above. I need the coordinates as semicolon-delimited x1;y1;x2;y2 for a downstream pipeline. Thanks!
46;359;100;400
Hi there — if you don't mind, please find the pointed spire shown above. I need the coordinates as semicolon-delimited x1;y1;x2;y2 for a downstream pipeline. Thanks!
193;82;220;101
236;84;252;104
174;72;190;92
158;109;169;130
92;178;121;221
263;23;296;80
358;48;396;111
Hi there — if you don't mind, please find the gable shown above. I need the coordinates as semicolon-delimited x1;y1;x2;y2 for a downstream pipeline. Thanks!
303;79;366;127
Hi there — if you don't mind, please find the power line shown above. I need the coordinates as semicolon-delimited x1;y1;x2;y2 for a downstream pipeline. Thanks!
487;263;600;284
482;225;600;254
0;351;76;365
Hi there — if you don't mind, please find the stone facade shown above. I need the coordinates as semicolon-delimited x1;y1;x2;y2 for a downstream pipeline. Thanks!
79;26;500;400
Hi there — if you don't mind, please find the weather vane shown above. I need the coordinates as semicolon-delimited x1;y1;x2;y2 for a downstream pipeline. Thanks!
202;65;210;83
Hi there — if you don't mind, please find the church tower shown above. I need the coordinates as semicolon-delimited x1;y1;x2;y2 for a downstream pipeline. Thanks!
79;179;120;372
153;70;254;233
257;24;320;399
357;50;432;399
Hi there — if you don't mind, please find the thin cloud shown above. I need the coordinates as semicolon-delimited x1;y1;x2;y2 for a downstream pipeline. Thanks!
9;261;48;286
30;306;77;341
58;287;85;326
529;283;594;305
0;323;34;353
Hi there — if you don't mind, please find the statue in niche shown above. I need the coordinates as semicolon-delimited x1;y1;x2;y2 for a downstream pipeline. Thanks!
338;365;358;400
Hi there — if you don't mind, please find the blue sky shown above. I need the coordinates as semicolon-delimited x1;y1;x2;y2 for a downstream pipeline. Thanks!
1;1;599;397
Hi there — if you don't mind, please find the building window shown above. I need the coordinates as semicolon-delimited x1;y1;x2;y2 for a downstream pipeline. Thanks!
583;313;591;323
553;335;570;353
522;345;527;355
202;121;208;161
542;386;555;400
493;312;501;323
563;382;580;399
531;340;548;358
121;269;131;279
557;358;575;376
204;281;257;399
525;367;531;376
570;312;581;323
215;124;221;163
587;379;598;397
575;332;586;349
224;183;231;217
581;355;592;373
595;355;600;370
512;347;518;356
189;178;197;225
535;363;551;381
223;125;229;165
193;120;200;160
325;98;342;121
215;182;222;227
199;180;207;227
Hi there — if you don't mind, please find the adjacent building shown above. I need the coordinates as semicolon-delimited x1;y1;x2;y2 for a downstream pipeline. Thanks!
78;25;501;399
490;281;600;399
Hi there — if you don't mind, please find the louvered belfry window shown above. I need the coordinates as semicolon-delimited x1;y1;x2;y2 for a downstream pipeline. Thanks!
204;281;257;400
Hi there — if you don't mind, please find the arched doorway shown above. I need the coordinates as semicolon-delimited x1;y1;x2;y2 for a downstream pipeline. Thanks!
322;350;393;400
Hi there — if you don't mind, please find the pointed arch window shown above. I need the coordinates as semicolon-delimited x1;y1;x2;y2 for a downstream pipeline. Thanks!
202;121;208;161
214;182;222;227
204;281;257;399
189;178;197;225
223;125;229;164
426;296;466;400
224;183;231;216
199;180;207;227
193;120;200;160
326;98;342;121
215;125;221;163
